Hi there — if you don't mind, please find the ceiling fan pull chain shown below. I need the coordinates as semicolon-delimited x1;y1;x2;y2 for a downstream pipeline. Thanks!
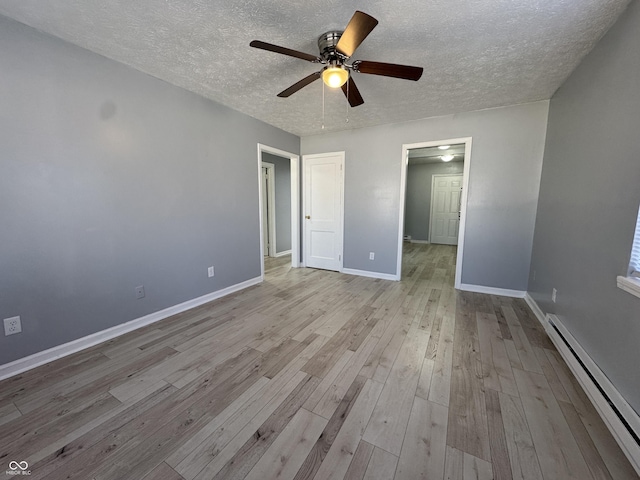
322;80;325;129
346;75;350;123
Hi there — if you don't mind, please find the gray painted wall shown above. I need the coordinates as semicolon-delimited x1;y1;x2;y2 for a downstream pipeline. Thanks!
301;101;548;289
529;1;640;412
405;161;464;241
0;16;299;365
262;152;291;253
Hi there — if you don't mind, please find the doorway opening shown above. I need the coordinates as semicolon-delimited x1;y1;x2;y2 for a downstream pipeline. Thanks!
397;138;472;287
257;144;300;280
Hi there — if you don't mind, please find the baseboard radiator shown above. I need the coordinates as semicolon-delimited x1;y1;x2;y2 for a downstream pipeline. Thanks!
545;314;640;475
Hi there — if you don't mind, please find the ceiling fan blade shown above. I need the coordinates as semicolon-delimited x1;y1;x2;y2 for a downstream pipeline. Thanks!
341;77;364;107
277;71;322;97
336;11;378;58
250;40;320;62
355;60;423;81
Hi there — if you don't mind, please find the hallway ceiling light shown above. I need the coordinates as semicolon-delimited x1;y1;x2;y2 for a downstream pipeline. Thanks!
441;154;455;162
438;145;451;150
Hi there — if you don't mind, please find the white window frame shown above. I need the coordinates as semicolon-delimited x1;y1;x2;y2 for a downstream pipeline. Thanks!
617;206;640;298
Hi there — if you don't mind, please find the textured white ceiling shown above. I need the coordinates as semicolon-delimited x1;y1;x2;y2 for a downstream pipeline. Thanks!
0;0;631;137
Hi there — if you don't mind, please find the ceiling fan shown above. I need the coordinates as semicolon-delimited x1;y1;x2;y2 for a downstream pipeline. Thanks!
250;11;423;107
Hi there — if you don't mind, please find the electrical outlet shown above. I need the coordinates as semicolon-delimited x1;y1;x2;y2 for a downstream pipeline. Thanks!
369;252;375;260
4;316;22;336
135;285;145;299
208;266;215;278
552;288;557;303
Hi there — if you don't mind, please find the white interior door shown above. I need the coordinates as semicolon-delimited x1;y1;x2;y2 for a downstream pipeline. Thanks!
430;174;462;245
303;152;344;271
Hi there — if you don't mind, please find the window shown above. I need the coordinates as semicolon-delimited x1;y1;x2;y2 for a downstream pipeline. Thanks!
617;206;640;298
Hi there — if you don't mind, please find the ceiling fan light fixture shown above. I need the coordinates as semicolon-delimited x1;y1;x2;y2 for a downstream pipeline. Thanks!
251;11;423;109
322;66;349;88
441;154;455;162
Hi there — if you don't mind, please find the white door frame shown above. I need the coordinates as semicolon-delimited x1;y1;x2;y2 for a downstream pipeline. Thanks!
397;137;472;288
257;144;300;280
302;151;345;271
429;173;463;244
261;162;276;257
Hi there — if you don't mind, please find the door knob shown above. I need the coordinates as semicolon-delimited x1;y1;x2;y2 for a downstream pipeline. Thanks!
305;215;311;219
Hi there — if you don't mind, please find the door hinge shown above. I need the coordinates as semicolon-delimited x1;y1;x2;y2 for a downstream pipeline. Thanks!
339;254;341;261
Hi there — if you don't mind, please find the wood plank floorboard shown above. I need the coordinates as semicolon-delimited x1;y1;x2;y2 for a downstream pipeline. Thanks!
293;375;367;480
395;396;448;479
447;294;491;462
343;440;375;480
0;244;635;479
362;446;399;480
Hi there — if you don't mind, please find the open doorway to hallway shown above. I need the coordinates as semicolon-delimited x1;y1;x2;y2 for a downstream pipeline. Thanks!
398;138;472;286
257;144;300;280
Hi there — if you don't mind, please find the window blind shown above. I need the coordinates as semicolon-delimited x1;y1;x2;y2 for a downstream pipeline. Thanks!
630;207;640;277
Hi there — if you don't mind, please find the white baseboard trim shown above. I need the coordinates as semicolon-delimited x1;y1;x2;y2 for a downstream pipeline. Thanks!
0;276;263;381
524;292;547;327
458;283;526;298
410;239;430;244
342;268;398;281
275;250;292;258
546;314;640;476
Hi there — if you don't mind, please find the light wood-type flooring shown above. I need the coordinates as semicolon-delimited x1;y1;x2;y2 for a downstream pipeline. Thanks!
0;244;637;479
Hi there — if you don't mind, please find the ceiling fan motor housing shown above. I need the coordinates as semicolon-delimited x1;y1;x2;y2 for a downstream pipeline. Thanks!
318;31;344;62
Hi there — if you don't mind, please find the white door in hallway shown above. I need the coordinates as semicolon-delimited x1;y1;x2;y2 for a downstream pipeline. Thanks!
303;152;344;272
430;174;462;245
